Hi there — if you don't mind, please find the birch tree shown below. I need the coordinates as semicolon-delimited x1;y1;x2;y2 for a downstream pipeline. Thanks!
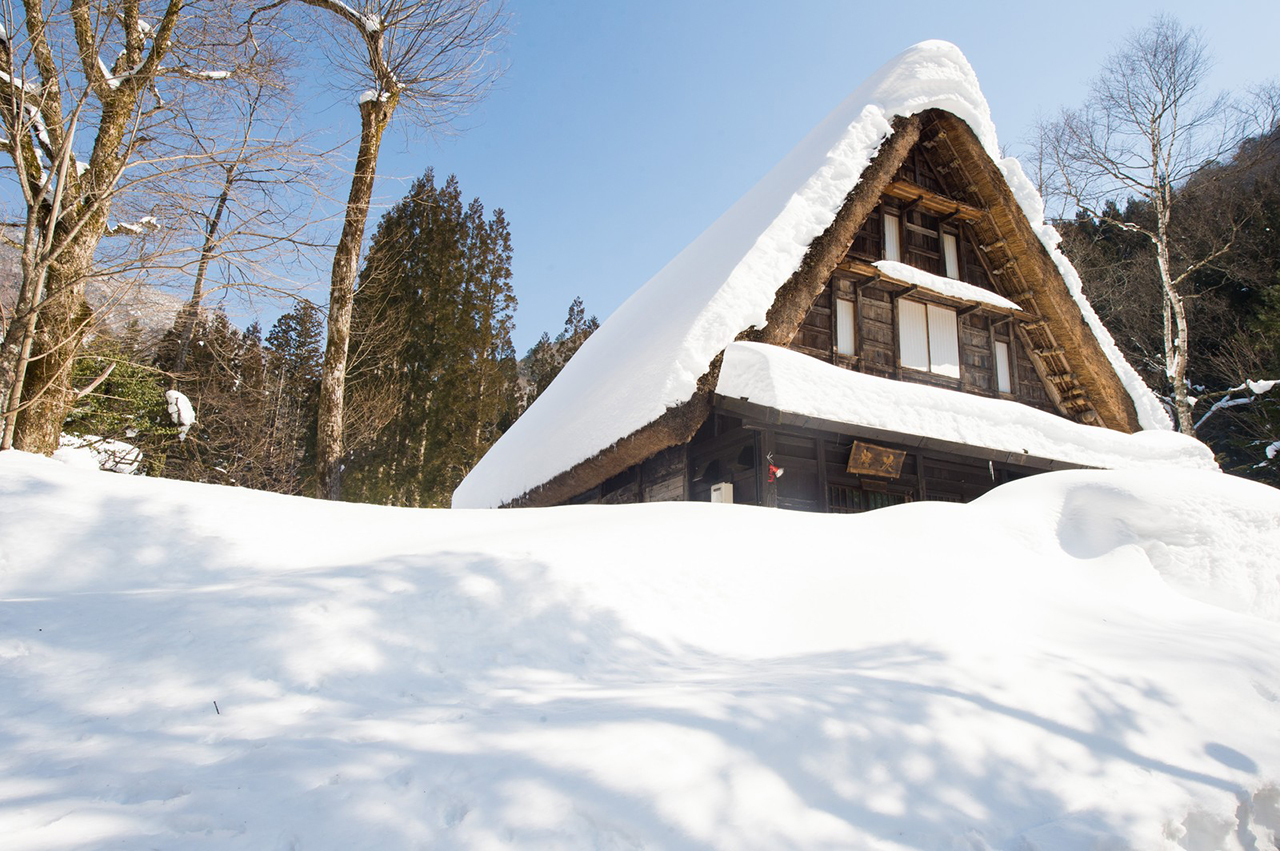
163;77;322;379
1037;16;1250;433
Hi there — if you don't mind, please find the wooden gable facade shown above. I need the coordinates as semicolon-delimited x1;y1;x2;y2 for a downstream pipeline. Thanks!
555;110;1144;513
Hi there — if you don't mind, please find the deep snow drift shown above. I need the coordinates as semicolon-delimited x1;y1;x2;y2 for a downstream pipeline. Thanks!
2;451;1280;850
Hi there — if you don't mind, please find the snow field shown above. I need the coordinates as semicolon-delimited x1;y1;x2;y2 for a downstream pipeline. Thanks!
2;452;1279;849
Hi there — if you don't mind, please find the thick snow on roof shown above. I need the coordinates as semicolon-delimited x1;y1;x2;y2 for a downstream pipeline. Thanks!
455;40;1169;509
718;343;1216;473
873;259;1021;310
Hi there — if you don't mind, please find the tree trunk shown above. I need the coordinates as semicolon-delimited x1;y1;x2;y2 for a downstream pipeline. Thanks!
11;237;99;453
0;242;47;449
1154;206;1195;434
315;96;395;499
174;165;235;377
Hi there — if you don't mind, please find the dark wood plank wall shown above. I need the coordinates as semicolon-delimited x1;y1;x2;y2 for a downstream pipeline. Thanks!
788;132;1062;415
856;285;897;376
787;273;1056;412
724;419;1026;512
568;444;688;505
960;315;994;394
687;413;759;505
791;285;832;356
642;446;687;502
567;406;1033;510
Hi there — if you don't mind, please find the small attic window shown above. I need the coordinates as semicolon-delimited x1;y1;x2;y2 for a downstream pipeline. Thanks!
835;299;856;357
995;341;1012;393
943;233;960;279
883;213;901;262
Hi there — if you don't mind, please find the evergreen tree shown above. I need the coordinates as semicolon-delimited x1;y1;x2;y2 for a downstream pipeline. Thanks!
522;296;599;409
343;169;519;507
64;331;173;474
261;301;324;492
158;310;267;487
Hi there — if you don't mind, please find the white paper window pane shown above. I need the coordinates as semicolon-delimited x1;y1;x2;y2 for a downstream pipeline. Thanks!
943;232;960;279
995;341;1012;393
836;299;856;356
883;213;901;261
927;304;960;378
898;299;929;371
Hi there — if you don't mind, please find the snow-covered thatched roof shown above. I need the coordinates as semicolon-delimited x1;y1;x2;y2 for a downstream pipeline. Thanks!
718;343;1215;473
454;41;1174;510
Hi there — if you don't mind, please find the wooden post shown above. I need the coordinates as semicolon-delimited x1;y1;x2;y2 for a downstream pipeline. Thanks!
762;428;778;508
816;437;829;512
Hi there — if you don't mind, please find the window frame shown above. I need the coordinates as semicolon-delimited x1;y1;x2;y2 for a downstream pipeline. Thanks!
897;297;961;379
835;297;857;358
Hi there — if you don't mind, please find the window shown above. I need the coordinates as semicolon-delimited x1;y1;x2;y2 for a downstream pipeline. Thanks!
835;299;856;357
994;340;1012;393
942;232;960;279
883;212;901;261
827;484;908;514
898;299;960;378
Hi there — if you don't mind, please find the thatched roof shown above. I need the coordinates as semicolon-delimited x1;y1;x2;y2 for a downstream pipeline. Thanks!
453;41;1170;510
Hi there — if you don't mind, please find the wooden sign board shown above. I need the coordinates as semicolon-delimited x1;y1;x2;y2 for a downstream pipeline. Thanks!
847;441;906;478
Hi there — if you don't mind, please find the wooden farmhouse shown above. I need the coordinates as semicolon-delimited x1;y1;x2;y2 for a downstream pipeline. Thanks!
453;41;1214;512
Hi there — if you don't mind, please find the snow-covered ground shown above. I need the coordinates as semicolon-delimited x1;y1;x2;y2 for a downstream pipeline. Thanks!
2;451;1279;850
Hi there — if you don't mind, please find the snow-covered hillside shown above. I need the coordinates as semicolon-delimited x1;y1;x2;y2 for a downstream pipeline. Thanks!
2;451;1279;850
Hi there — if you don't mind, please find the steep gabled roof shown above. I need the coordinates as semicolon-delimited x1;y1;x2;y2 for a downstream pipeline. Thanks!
454;41;1173;510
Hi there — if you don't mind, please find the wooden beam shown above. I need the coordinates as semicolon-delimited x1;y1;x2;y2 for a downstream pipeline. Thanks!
835;258;1038;321
881;179;985;222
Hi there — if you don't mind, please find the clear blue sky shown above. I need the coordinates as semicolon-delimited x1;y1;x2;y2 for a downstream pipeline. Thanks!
304;2;1279;354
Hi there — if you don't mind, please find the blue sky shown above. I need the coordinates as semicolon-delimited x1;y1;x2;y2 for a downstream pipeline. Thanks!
293;3;1280;353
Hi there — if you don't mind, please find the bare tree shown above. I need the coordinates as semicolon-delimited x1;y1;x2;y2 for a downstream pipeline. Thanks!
162;75;325;378
0;0;274;451
265;0;505;499
1037;15;1262;433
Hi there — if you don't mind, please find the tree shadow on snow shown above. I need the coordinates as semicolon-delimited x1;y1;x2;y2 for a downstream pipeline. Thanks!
0;480;1262;850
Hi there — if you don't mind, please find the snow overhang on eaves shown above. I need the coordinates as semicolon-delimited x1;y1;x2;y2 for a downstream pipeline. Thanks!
715;343;1216;474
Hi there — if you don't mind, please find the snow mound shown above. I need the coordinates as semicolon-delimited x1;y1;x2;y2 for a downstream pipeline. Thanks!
979;468;1280;623
53;433;142;474
2;451;1279;850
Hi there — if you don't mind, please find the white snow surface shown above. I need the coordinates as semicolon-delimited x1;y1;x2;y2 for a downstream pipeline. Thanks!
455;40;1168;510
4;451;1280;849
52;433;142;474
718;342;1217;473
873;259;1021;310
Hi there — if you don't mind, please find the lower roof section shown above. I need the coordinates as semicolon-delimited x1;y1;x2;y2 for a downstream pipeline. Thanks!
716;343;1218;474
